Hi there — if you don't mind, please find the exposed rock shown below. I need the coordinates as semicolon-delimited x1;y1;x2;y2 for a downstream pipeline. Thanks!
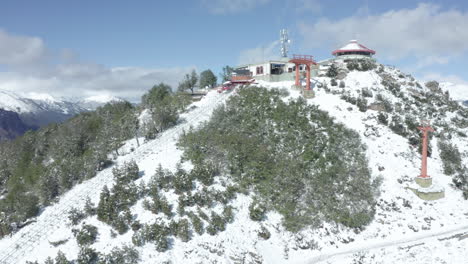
425;81;440;93
368;102;386;112
337;68;349;80
378;72;397;83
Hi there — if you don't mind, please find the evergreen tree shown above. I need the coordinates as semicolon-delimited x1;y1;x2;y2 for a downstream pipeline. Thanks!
220;65;233;82
199;69;217;88
77;247;99;264
176;218;191;242
54;250;70;264
326;64;338;78
97;186;111;222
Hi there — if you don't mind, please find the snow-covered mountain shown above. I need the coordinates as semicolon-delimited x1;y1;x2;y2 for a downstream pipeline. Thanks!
75;95;125;111
439;82;468;106
0;63;467;264
0;91;123;140
0;108;35;141
0;90;86;128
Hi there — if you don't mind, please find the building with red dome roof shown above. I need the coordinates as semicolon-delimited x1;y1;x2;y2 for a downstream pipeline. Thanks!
331;40;376;59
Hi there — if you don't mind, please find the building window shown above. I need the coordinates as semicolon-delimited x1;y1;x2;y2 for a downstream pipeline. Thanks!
256;66;263;74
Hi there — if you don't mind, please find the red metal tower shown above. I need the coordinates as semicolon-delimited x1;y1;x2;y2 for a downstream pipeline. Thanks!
289;55;317;91
418;121;435;178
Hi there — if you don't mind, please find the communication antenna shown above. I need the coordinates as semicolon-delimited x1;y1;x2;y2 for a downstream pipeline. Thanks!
280;29;290;58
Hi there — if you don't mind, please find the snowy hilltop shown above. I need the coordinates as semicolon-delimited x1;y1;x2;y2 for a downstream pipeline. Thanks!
0;62;467;264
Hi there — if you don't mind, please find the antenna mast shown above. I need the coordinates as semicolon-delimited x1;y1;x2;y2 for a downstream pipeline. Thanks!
280;29;290;58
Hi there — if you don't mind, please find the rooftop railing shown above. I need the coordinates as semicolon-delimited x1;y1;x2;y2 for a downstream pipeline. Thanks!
292;54;316;62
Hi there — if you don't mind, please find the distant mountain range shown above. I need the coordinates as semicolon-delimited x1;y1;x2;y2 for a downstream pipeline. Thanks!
0;90;123;140
0;108;36;140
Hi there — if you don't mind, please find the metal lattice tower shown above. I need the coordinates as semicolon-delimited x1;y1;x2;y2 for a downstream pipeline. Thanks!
280;29;290;58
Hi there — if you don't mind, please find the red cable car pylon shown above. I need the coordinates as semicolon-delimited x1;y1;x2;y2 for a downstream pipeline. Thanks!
417;120;434;179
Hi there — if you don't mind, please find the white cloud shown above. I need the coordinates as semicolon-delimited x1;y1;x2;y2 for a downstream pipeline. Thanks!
238;41;280;65
0;29;193;102
0;66;192;102
413;55;451;70
298;3;468;61
0;29;47;66
203;0;270;14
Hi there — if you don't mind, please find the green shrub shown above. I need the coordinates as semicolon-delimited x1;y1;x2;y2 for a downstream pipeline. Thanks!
377;113;388;125
74;224;98;246
176;218;191;242
438;140;462;175
100;245;139;264
223;205;235;223
207;212;226;235
258;225;271;240
339;81;345;88
188;212;204;235
326;64;338;78
356;97;368;112
249;201;267;221
68;207;86;225
54;250;70;264
77;247;99;264
453;167;468;199
179;87;376;232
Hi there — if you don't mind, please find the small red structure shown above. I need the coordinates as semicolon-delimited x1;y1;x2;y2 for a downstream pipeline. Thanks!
418;121;435;178
289;54;317;91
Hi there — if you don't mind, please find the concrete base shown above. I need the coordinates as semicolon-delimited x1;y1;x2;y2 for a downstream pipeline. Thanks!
415;176;432;188
408;187;445;201
291;85;302;90
302;89;315;98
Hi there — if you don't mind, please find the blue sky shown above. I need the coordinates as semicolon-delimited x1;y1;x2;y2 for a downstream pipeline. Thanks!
0;0;467;101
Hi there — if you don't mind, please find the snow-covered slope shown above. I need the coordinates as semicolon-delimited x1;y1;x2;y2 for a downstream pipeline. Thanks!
1;64;467;264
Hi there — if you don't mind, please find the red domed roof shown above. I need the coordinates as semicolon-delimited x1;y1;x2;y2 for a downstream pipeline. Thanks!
332;40;376;56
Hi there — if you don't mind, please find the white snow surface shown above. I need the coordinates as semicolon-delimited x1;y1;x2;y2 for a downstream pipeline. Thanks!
83;94;123;104
440;82;468;101
1;66;468;264
0;90;35;113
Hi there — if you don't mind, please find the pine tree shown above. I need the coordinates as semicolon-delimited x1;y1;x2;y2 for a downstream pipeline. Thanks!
54;250;70;264
176;218;191;242
326;64;338;78
97;186;111;222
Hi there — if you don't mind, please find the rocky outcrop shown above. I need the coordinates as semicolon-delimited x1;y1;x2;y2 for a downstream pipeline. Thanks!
368;102;386;111
425;81;441;93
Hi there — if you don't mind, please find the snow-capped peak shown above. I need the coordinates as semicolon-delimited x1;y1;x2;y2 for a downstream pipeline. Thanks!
24;92;60;103
83;94;123;104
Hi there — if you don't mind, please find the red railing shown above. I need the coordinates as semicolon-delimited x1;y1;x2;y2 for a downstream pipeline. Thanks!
292;54;315;62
